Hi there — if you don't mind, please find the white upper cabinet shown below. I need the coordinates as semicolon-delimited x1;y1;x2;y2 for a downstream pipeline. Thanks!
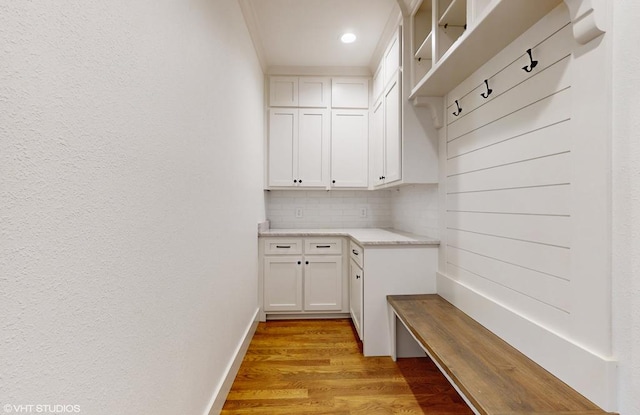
268;108;329;188
268;108;298;187
331;78;369;109
372;98;385;187
373;62;384;103
383;75;402;184
267;75;371;190
331;110;369;188
270;77;298;107
299;77;330;108
270;76;330;108
372;74;402;187
297;109;330;187
383;29;401;87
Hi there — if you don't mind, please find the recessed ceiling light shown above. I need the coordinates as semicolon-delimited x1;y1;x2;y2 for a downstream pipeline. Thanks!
340;33;357;44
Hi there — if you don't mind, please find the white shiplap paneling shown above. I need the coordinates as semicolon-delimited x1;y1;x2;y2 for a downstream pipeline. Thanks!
444;5;573;333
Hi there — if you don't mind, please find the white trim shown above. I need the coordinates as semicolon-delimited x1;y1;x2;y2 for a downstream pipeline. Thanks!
436;272;617;412
267;66;372;77
238;0;268;72
204;308;260;415
563;0;606;45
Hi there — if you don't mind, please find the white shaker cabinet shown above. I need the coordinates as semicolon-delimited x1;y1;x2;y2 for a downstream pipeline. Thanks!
349;241;364;340
263;256;303;312
383;74;402;184
268;108;329;188
270;76;330;108
260;237;347;319
304;256;343;311
331;110;369;188
372;73;402;187
331;78;369;109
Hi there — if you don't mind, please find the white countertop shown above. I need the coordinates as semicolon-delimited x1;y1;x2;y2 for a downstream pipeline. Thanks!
258;228;440;246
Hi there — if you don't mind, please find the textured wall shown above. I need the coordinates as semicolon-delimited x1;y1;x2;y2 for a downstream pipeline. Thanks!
0;1;265;414
612;1;640;413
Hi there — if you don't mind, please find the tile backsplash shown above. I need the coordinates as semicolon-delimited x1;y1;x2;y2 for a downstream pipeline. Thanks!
266;189;393;229
265;184;438;237
390;184;439;237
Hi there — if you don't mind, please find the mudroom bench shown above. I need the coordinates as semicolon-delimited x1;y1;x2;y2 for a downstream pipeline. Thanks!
387;294;614;415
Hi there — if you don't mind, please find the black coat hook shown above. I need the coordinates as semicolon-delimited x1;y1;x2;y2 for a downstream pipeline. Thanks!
480;79;493;99
452;100;462;116
522;48;538;73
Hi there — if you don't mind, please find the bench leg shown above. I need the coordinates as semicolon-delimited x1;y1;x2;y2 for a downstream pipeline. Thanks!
388;303;397;361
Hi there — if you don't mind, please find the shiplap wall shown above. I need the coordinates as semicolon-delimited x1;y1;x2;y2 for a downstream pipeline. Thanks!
445;8;573;336
438;3;615;411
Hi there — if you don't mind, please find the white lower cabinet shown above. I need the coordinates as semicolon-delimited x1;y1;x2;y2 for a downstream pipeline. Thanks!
260;237;347;318
353;240;438;357
263;256;303;311
349;258;363;340
304;256;342;311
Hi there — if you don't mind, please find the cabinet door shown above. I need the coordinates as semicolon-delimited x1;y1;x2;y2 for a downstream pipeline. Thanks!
331;110;369;188
383;28;401;88
349;259;363;340
304;255;342;311
372;62;384;103
270;77;298;107
331;78;369;109
298;109;329;187
268;109;298;187
372;98;385;187
383;75;402;184
299;77;330;108
264;257;303;311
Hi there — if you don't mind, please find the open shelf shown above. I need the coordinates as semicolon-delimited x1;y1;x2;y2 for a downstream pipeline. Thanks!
410;0;562;98
414;31;433;60
439;0;466;27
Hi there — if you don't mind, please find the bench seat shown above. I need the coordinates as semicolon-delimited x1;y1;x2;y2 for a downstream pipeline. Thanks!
387;294;614;415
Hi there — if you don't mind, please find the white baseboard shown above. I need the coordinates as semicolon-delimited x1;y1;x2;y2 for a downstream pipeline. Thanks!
205;308;259;415
437;272;617;412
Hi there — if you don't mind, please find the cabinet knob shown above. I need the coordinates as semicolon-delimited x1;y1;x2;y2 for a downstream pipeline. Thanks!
297;261;301;265
294;179;298;183
356;274;361;279
305;261;309;265
332;180;336;184
299;179;302;184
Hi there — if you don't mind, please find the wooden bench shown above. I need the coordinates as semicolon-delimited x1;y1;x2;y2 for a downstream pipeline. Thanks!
387;294;614;415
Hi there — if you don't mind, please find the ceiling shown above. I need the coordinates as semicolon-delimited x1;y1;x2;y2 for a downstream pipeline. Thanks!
241;0;400;70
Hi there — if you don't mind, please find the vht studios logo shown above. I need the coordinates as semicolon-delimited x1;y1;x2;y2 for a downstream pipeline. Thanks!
3;404;81;413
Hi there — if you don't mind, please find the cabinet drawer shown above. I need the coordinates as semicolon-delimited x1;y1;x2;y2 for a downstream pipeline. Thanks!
349;240;363;268
263;238;303;255
304;238;343;255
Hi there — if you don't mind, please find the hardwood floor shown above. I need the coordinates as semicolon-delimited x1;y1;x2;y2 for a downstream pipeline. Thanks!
221;319;472;414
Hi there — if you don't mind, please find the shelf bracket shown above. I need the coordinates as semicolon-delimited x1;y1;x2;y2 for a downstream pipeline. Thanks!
563;0;606;45
412;96;444;129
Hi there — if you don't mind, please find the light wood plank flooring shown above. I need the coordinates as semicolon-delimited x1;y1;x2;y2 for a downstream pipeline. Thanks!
222;319;472;414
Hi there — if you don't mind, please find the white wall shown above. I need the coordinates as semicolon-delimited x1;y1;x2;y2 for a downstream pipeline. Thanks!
0;1;265;415
612;1;640;414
